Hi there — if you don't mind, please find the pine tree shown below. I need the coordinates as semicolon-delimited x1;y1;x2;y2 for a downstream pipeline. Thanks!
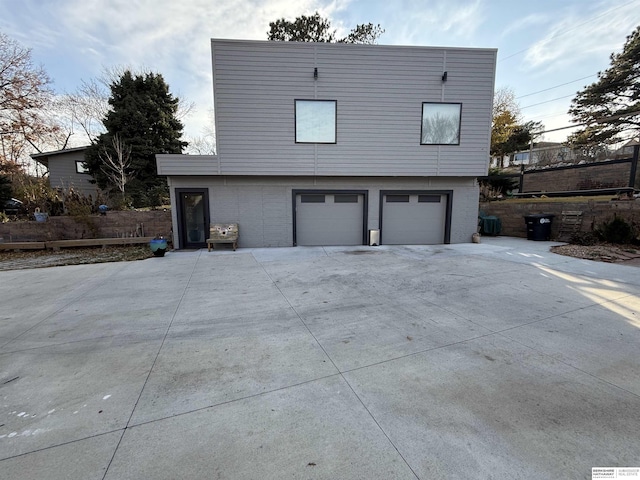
569;25;640;145
84;71;186;207
268;12;384;44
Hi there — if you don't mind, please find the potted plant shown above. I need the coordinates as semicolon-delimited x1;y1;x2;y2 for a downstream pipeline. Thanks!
149;235;168;257
33;207;48;222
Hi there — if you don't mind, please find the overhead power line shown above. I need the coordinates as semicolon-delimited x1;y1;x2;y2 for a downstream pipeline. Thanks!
521;94;576;110
534;109;640;135
498;0;639;63
516;74;596;99
525;111;570;122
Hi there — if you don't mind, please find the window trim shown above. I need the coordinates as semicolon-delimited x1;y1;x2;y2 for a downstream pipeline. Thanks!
420;102;462;146
294;99;337;144
75;160;90;174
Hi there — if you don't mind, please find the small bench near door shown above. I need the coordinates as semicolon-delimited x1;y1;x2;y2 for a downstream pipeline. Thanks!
207;223;239;251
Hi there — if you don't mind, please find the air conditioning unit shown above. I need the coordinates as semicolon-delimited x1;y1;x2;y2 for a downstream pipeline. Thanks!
369;229;380;246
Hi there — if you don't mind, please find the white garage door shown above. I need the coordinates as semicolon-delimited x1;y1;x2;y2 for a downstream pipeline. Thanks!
381;193;447;245
295;193;365;246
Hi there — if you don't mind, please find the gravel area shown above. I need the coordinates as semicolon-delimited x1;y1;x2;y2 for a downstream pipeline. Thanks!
551;243;640;266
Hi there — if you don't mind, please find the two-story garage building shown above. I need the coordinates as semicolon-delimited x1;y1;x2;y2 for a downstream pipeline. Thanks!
156;39;496;249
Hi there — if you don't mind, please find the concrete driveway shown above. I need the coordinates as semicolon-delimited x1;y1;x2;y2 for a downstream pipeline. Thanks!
1;237;639;479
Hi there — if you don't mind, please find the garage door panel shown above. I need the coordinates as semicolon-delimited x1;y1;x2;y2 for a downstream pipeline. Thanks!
296;194;364;246
382;193;446;245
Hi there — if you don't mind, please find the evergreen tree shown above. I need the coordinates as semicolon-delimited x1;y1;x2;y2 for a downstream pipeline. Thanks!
84;71;186;207
0;174;12;206
268;12;384;44
569;25;640;145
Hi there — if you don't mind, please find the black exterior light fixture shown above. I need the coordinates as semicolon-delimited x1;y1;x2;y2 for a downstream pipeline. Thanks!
314;67;318;80
442;71;448;82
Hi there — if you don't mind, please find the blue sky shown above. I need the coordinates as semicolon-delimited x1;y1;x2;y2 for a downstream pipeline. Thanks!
1;0;638;146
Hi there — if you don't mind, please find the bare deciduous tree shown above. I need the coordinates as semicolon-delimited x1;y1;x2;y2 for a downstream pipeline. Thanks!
55;66;194;146
0;31;58;166
186;135;216;155
55;78;109;143
98;134;132;199
185;108;216;155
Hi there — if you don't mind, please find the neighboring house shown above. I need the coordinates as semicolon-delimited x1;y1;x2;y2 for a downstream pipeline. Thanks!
156;39;497;249
491;142;574;168
31;146;98;199
613;138;640;159
502;139;639;169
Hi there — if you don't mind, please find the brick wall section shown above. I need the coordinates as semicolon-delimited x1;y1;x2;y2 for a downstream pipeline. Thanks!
480;199;640;239
522;160;632;193
0;210;172;242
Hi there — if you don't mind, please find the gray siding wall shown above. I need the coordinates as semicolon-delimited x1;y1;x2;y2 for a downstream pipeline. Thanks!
47;150;97;198
168;176;479;248
157;155;219;176
212;39;496;178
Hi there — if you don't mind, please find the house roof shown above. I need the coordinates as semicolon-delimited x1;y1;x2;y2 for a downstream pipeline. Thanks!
30;146;90;167
532;141;563;149
211;38;498;54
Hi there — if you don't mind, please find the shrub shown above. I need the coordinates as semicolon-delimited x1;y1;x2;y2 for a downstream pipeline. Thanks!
569;231;599;246
597;216;634;244
144;185;170;209
0;175;12;205
480;168;518;200
479;183;504;201
11;174;61;214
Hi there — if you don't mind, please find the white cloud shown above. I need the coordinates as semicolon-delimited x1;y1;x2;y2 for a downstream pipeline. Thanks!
388;0;486;46
522;0;638;74
12;0;636;146
498;13;547;40
13;0;349;140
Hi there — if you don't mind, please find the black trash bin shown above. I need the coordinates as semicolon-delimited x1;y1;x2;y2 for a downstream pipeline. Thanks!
524;214;554;241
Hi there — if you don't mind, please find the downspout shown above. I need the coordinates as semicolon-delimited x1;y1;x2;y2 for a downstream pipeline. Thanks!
629;143;639;189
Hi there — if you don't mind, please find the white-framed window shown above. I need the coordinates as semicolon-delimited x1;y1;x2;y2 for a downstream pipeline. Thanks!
421;102;461;145
295;100;337;143
75;160;90;174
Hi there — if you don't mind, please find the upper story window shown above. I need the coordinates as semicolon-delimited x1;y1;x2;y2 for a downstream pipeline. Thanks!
76;160;90;174
421;102;461;145
295;100;336;143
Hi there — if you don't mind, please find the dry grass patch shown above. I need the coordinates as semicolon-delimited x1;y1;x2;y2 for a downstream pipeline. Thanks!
0;245;155;271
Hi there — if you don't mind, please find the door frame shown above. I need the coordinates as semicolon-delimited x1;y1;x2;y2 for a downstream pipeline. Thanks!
292;189;368;246
175;188;210;249
379;190;453;244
